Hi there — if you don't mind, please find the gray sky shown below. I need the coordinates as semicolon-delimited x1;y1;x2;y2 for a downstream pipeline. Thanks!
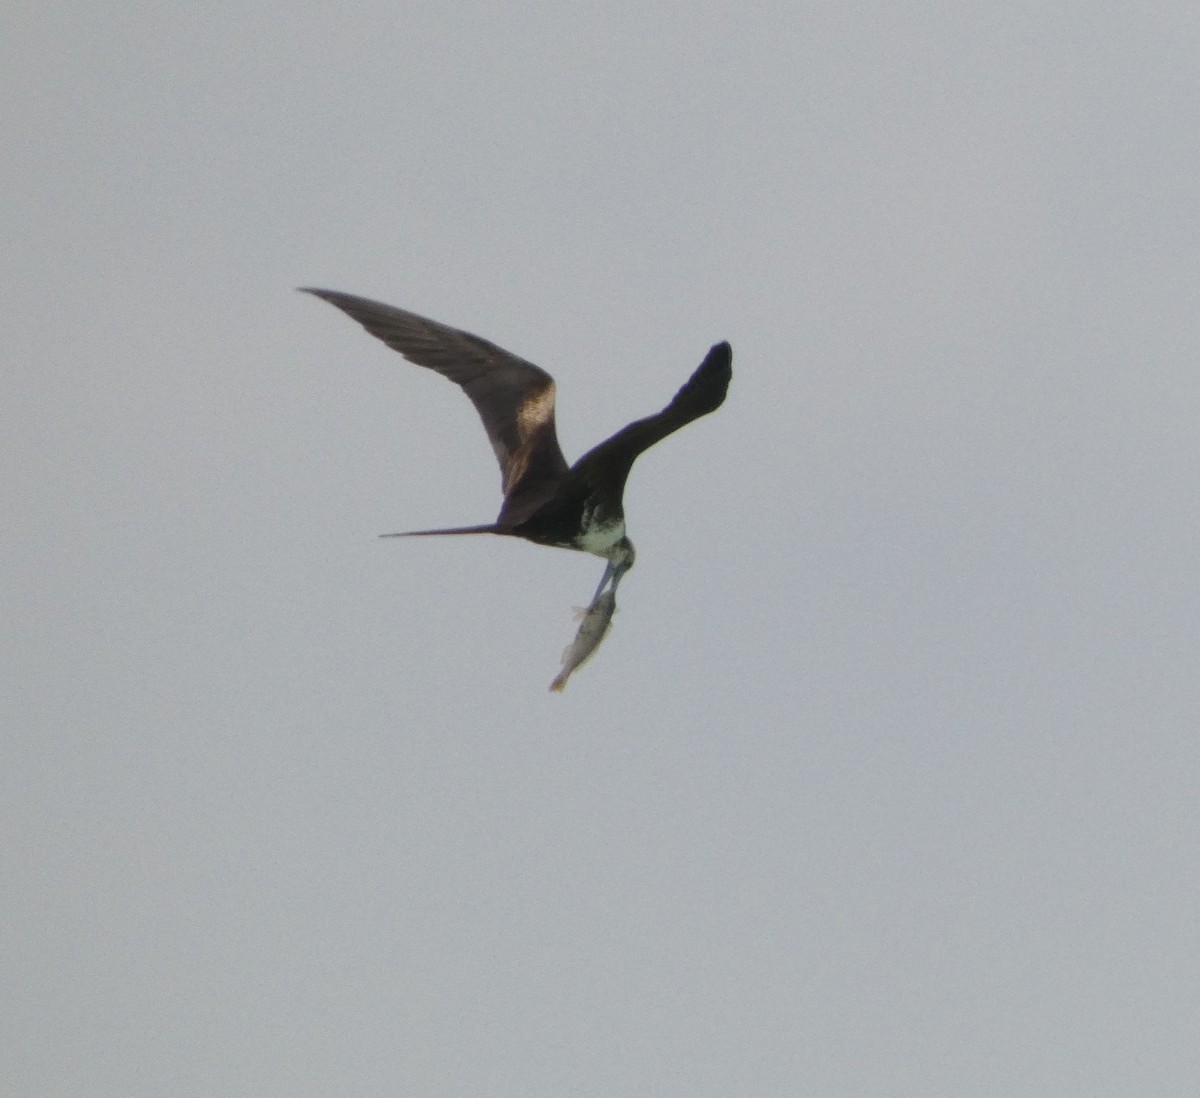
6;1;1200;1094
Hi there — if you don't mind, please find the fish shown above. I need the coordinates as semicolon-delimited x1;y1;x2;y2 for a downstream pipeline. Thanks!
548;588;618;692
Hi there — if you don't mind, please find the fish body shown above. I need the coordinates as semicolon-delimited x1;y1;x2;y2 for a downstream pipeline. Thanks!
549;588;617;692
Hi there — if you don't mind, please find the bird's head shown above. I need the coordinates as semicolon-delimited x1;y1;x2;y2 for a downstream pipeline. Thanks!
610;536;636;583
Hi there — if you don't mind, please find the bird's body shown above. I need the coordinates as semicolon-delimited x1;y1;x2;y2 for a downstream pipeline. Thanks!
302;287;732;602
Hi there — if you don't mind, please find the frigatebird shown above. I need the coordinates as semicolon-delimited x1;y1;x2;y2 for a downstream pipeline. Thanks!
302;288;732;604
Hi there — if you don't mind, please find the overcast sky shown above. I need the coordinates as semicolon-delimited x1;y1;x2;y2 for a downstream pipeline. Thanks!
6;2;1200;1095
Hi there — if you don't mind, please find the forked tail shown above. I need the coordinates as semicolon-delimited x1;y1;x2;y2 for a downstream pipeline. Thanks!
379;523;504;539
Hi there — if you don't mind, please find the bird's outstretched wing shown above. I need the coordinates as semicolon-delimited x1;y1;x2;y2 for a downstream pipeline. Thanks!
567;341;733;493
301;289;570;508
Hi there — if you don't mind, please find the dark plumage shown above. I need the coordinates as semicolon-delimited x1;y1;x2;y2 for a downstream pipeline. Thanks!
302;288;731;600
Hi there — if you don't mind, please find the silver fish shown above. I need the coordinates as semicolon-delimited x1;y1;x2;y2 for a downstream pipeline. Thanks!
549;588;617;692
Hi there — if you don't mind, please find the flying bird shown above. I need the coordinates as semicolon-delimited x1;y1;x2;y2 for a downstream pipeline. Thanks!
301;287;732;611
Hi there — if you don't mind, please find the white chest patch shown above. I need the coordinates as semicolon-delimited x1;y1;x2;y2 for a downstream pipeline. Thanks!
577;515;626;557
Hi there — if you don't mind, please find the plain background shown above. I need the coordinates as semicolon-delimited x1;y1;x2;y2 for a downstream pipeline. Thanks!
6;2;1200;1094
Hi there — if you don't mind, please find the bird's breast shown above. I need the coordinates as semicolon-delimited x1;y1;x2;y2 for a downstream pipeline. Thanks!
576;508;626;558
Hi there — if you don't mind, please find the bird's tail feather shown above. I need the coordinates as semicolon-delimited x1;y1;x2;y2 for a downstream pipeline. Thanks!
379;523;504;539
